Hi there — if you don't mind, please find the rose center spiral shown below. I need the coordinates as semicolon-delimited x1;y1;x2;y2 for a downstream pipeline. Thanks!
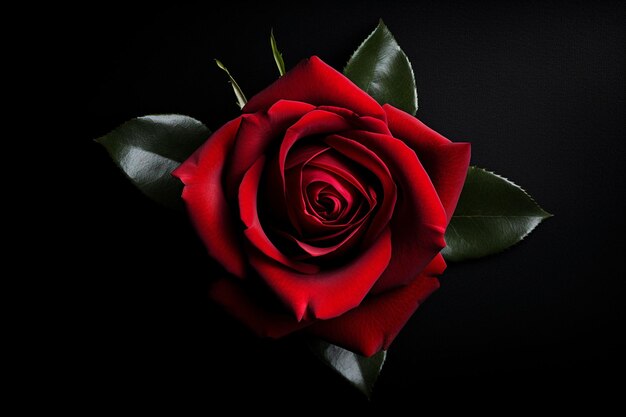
307;182;346;221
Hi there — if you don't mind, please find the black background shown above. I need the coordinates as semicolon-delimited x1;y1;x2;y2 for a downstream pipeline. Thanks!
76;0;624;410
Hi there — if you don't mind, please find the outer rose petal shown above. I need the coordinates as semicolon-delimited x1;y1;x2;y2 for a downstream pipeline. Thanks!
243;56;387;121
308;254;447;357
225;100;316;197
249;228;393;321
344;130;448;293
172;118;246;278
209;278;310;338
384;104;471;221
315;105;392;136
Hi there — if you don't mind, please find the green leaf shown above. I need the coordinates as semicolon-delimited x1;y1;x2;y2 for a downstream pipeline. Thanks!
270;29;286;76
344;19;418;114
215;59;247;109
96;115;210;209
308;339;386;399
442;166;552;262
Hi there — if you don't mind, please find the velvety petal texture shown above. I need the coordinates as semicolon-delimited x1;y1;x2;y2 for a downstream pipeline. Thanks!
308;255;446;357
175;56;470;356
173;118;246;278
243;56;386;121
384;104;471;221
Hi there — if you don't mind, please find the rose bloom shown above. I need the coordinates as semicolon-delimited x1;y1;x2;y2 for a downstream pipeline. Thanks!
174;57;470;356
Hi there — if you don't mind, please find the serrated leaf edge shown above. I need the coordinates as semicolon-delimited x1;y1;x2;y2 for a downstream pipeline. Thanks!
463;166;553;218
444;166;552;261
344;19;418;113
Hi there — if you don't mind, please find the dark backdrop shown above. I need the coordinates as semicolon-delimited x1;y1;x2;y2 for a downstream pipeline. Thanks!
76;0;624;409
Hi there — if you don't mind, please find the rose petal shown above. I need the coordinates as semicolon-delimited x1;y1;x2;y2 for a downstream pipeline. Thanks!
324;134;397;246
342;130;448;293
307;254;446;357
359;115;393;136
278;109;352;182
172;118;247;278
285;143;330;170
384;104;471;221
249;228;393;321
306;150;374;207
243;56;386;121
290;222;367;258
301;167;357;219
285;160;374;243
209;278;311;338
301;211;365;243
277;110;353;231
287;147;376;229
281;145;332;237
315;106;391;136
268;219;365;262
239;156;319;274
225;100;316;198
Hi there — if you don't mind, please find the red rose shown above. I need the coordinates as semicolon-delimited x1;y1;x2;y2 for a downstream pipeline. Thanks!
174;56;470;356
